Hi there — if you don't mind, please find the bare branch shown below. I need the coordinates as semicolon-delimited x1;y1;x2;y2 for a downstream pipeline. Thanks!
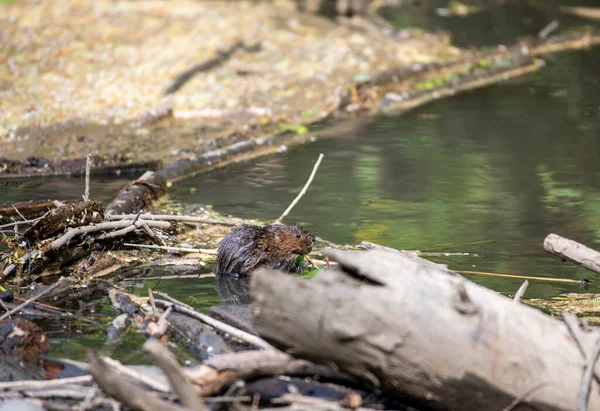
513;280;529;303
275;153;324;224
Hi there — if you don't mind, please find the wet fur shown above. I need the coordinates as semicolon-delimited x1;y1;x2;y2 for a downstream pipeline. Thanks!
215;224;314;276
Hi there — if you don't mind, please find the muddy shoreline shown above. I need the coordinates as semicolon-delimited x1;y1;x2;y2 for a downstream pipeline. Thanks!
0;0;455;163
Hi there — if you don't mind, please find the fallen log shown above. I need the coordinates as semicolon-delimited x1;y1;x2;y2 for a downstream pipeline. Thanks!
251;248;600;411
105;171;167;217
543;233;600;275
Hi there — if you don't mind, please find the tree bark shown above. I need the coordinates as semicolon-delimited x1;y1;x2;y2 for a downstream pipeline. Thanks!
251;248;600;411
105;171;167;217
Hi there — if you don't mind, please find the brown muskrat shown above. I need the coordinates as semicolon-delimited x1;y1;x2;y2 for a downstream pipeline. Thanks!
214;224;315;276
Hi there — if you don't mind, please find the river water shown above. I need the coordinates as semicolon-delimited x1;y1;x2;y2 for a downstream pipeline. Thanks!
174;49;600;301
3;2;600;360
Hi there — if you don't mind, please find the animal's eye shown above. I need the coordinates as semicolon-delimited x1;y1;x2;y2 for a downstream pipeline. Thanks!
295;233;301;239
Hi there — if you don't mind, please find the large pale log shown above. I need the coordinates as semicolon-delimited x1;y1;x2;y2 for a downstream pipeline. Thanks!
543;233;600;274
251;248;600;411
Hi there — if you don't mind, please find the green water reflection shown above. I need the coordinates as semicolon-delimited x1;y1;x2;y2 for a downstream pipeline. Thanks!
175;48;600;300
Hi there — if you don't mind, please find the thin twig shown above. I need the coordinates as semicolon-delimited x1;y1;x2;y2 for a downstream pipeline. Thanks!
153;305;172;337
0;375;92;390
0;263;15;281
107;213;237;226
149;288;158;322
47;220;171;251
564;314;600;386
96;224;139;240
539;20;560;40
83;153;91;201
208;381;244;411
124;243;217;255
20;387;89;399
513;280;529;302
204;396;252;403
0;217;42;229
455;270;581;283
304;255;319;269
0;299;10;319
140;222;166;246
154;291;194;310
0;277;70;321
501;382;551;411
275;153;324;224
11;205;27;221
124;273;215;281
10;220;172;268
578;335;600;411
75;385;99;411
153;296;276;350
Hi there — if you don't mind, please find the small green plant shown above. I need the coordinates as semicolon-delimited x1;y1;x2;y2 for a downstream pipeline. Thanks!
278;123;308;135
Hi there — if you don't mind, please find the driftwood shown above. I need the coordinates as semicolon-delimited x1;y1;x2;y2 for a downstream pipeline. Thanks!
153;296;275;350
105;171;167;217
544;233;600;275
23;200;104;242
87;350;191;411
186;350;352;397
251;248;600;411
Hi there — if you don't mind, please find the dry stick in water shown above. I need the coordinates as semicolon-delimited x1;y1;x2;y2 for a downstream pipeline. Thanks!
0;218;42;229
0;375;93;391
275;153;324;224
455;269;581;284
1;264;15;281
47;220;171;251
148;288;158;322
513;280;529;303
11;205;27;222
124;243;217;255
127;273;215;281
544;233;600;274
0;277;70;321
539;20;560;40
108;214;237;226
578;335;600;411
152;294;276;351
83;153;91;202
144;339;208;411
